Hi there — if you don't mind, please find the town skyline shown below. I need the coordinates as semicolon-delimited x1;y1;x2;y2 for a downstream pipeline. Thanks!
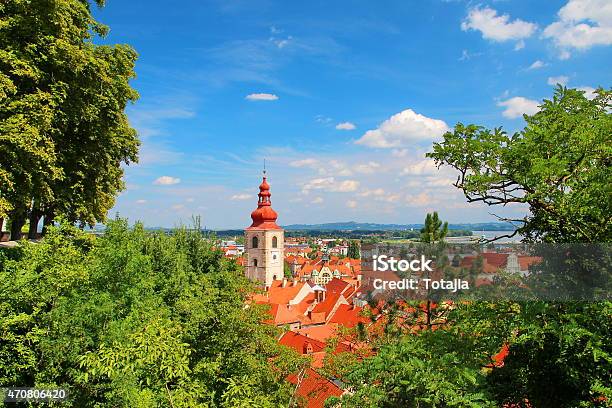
98;0;611;228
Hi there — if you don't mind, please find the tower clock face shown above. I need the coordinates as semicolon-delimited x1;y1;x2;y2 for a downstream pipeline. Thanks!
270;250;280;265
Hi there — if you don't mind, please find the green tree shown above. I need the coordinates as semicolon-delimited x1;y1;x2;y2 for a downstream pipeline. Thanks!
327;328;497;407
347;240;360;259
420;212;448;243
427;87;611;243
331;88;612;408
0;0;139;239
284;260;292;279
0;220;305;407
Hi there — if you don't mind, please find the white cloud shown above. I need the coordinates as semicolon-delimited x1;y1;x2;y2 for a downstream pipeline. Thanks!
346;200;358;209
514;40;526;50
315;115;333;124
461;6;537;44
302;177;360;194
543;0;612;54
548;75;569;86
290;158;318;167
528;60;546;70
405;192;437;207
312;197;324;204
186;197;195;203
401;159;439;176
171;204;185;210
331;180;360;192
497;97;540;119
324;160;352;176
270;36;292;49
230;193;253;200
355;109;449;148
378;193;401;203
425;177;455;187
391;149;408;157
154;176;181;185
336;122;356;130
358;188;386;197
354;161;381;174
459;49;483;61
135;199;147;205
245;93;279;101
557;0;612;24
578;86;597;99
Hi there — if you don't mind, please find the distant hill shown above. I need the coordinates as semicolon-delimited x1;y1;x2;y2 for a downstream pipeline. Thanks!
281;221;516;231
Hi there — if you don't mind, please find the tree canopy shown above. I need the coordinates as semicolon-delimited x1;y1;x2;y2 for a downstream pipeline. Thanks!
420;211;448;243
0;220;305;407
328;88;612;407
0;0;139;238
347;240;360;259
427;87;611;243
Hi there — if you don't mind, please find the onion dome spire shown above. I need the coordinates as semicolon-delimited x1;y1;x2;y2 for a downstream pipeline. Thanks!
247;169;281;230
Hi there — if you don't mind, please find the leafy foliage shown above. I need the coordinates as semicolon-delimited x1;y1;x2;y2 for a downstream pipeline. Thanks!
327;328;496;407
330;88;612;407
0;220;303;407
329;299;611;408
0;0;139;235
347;240;360;259
427;87;612;242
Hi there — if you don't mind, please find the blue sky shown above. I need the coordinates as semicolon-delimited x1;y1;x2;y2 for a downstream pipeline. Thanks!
93;0;611;229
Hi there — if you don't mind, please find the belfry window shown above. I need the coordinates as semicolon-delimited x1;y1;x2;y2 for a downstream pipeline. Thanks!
253;259;258;267
252;236;259;248
272;236;278;248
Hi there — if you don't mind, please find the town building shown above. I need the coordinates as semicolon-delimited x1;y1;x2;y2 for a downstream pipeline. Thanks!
244;172;285;287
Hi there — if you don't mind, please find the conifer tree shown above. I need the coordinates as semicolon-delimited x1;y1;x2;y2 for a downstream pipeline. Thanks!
420;211;448;243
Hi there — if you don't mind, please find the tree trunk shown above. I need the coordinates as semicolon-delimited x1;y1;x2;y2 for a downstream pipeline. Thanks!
10;214;26;241
28;210;41;239
42;211;55;235
0;217;4;231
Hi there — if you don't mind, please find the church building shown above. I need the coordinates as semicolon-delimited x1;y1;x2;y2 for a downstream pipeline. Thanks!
244;172;284;287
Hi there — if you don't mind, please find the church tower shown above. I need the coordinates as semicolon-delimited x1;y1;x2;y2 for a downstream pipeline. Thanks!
245;172;284;287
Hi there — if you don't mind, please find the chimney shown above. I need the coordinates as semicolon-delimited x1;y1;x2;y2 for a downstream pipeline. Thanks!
282;278;287;288
292;279;298;287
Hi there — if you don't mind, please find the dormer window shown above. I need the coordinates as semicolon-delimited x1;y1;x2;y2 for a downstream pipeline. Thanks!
304;342;314;354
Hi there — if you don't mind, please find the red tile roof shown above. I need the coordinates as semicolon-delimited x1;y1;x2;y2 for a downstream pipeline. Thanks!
518;256;542;270
279;331;326;354
266;304;312;326
481;253;510;268
325;277;350;294
491;344;509;368
328;304;369;328
460;255;504;274
266;280;307;304
311;291;343;317
296;324;340;342
287;368;343;408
